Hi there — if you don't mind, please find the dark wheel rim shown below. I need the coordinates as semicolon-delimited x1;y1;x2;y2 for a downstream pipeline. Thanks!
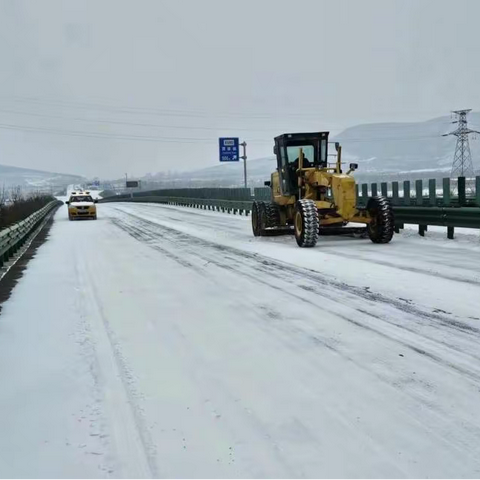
295;211;303;236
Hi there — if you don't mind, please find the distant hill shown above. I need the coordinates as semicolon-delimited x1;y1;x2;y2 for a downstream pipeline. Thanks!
335;113;480;180
137;157;278;189
138;113;480;188
0;164;85;191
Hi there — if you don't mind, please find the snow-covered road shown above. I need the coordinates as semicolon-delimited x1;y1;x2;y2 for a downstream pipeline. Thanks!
1;202;480;478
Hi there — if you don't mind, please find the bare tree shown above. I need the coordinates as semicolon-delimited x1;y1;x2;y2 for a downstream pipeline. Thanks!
0;185;7;208
10;186;23;204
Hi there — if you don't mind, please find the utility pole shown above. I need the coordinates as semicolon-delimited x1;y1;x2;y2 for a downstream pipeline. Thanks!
240;141;247;188
443;109;479;193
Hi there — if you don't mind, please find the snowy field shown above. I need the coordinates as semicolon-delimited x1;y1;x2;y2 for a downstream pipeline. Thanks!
0;202;479;478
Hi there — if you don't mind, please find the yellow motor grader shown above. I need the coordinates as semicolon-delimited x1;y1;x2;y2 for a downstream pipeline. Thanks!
252;132;394;247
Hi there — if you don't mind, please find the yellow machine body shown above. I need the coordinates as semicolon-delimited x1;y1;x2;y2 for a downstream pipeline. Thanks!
270;165;370;226
252;131;394;247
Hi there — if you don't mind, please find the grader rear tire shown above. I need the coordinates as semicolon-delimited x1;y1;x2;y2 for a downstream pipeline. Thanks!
265;202;281;228
252;201;267;237
367;196;394;244
294;199;319;247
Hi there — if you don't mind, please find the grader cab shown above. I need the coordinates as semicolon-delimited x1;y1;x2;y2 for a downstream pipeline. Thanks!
252;132;394;247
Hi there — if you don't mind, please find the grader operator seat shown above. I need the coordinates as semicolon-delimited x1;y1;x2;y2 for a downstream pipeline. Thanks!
273;132;329;197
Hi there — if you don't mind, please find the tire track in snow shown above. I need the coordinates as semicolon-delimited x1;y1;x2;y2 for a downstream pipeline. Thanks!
312;247;480;286
112;208;478;333
75;250;159;478
109;210;480;386
107;208;480;468
117;203;480;286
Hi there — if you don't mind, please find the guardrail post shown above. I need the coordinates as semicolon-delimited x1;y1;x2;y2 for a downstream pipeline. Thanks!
414;179;427;233
419;225;427;236
429;179;436;206
361;184;368;202
371;183;378;197
403;181;411;205
447;226;454;239
415;179;423;206
443;178;451;206
458;176;466;206
392;182;399;205
381;182;388;197
476;176;480;206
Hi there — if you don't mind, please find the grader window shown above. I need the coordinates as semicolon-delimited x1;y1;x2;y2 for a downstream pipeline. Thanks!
286;145;315;167
279;146;289;193
320;139;327;165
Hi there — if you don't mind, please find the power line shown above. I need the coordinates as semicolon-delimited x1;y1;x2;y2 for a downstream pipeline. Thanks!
0;119;446;145
2;106;446;136
0;121;272;144
335;134;442;143
6;95;466;119
0;107;281;133
3;95;331;119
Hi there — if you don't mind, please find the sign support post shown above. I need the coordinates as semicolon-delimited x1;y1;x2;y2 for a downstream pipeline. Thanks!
125;174;140;199
240;141;247;188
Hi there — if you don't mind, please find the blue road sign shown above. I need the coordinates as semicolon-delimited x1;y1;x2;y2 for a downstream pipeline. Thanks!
219;137;239;162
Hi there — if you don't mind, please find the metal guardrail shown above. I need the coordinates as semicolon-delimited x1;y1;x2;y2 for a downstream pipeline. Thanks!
0;200;61;268
110;187;252;202
100;195;252;215
99;176;480;239
102;195;480;230
356;176;480;207
394;206;480;238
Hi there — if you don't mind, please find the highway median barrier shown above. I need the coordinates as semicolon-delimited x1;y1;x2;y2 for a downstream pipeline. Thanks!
99;175;480;239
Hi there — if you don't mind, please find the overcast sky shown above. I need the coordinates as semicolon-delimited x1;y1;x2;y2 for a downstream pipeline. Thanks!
0;0;479;178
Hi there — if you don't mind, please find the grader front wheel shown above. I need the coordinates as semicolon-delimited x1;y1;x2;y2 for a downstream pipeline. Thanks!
294;199;319;248
367;196;394;244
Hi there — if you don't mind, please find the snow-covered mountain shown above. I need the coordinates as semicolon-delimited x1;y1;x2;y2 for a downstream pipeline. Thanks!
0;164;85;191
335;113;480;178
140;113;480;188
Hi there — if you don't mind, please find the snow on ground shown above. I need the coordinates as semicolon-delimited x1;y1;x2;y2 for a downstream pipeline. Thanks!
0;202;479;478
